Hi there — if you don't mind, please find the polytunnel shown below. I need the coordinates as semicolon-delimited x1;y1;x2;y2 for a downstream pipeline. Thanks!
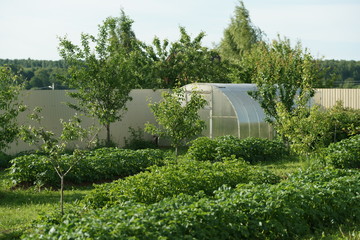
183;83;274;139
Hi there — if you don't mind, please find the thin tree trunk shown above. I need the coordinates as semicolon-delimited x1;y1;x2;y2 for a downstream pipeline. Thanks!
106;123;111;147
60;175;64;216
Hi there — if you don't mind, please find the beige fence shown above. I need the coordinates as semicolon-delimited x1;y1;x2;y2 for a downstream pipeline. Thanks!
314;88;360;109
6;89;165;154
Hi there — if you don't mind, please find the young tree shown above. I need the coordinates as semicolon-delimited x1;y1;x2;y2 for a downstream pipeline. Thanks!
58;11;140;146
20;108;94;215
145;88;207;155
244;37;320;127
0;66;25;151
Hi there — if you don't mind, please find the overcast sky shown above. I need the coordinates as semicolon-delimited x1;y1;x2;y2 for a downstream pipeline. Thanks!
1;0;359;61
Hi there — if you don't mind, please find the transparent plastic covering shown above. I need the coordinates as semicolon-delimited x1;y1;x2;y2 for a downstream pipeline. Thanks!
184;83;274;139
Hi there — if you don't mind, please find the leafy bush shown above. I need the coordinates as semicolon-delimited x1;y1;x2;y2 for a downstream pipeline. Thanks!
188;136;289;163
240;137;288;163
277;102;360;155
8;148;166;187
324;134;360;169
213;135;244;161
83;158;280;208
187;137;218;161
24;169;360;239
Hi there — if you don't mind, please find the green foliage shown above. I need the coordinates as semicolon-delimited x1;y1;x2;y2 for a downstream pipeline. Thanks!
186;137;218;162
0;66;26;151
145;88;207;154
277;101;360;155
83;158;280;208
329;101;360;139
276;104;331;155
244;37;319;126
145;27;230;88
8;148;166;187
9;154;57;187
188;136;289;164
324;135;360;169
24;169;360;239
218;1;263;84
219;0;262;62
58;11;142;145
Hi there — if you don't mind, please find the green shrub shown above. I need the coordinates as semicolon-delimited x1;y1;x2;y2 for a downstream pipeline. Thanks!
188;136;289;164
276;102;360;155
187;137;218;161
324;134;360;169
213;135;244;161
83;158;280;208
239;137;288;163
8;154;57;186
24;169;360;239
8;148;166;187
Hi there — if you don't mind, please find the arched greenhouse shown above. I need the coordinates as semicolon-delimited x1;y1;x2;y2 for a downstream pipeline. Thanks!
183;83;274;139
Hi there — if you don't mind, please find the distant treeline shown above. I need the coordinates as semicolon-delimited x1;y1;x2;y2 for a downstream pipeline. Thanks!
1;58;360;89
0;58;68;90
317;60;360;88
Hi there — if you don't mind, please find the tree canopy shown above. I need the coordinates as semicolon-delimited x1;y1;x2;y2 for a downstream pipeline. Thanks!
218;0;263;63
58;11;141;145
243;37;320;125
144;27;230;88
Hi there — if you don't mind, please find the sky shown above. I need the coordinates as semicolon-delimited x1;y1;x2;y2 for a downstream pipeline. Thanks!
1;0;359;61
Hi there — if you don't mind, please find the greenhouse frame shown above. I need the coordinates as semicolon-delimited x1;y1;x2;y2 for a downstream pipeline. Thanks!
183;83;274;139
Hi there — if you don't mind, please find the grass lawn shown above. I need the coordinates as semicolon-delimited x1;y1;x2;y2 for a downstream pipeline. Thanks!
0;170;92;239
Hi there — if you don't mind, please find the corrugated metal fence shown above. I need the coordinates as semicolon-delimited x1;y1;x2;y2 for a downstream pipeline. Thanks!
314;88;360;109
6;89;165;154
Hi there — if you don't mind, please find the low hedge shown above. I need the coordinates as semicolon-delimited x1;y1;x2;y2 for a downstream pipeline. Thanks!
8;148;166;187
188;136;289;163
24;168;360;239
83;158;280;208
324;134;360;169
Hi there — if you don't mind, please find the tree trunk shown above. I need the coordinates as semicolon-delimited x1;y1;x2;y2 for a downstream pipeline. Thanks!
106;123;111;147
60;175;64;216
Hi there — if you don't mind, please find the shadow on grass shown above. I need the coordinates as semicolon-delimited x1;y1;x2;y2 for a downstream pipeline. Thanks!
1;169;93;207
0;230;23;240
0;189;89;207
